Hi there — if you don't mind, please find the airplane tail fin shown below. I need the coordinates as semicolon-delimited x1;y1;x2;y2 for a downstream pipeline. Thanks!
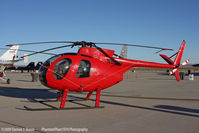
120;44;127;58
0;45;19;61
160;40;189;82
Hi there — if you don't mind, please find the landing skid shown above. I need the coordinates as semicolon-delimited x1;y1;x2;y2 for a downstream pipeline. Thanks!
25;99;83;103
24;106;104;111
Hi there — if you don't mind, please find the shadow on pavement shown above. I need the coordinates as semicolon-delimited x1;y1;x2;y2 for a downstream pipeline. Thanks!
154;105;199;114
1;87;198;118
70;95;199;118
0;86;56;99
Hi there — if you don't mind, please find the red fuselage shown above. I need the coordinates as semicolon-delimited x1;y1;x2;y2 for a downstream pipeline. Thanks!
38;40;186;108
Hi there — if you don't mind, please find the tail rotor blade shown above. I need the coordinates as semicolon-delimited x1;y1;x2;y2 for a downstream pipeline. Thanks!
169;59;190;75
169;68;177;75
181;59;190;66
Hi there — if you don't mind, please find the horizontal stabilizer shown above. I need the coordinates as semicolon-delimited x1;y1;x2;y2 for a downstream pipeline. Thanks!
160;54;174;65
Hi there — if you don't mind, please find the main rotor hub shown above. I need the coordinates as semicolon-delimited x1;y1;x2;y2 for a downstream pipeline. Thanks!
73;41;95;47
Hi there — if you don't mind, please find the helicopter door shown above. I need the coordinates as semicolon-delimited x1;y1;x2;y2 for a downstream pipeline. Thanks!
76;60;91;78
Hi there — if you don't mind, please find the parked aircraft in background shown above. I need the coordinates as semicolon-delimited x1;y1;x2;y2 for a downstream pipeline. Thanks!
192;64;199;67
5;62;43;72
0;45;19;83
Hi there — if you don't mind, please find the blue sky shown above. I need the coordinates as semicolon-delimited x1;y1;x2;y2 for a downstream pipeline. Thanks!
0;0;199;64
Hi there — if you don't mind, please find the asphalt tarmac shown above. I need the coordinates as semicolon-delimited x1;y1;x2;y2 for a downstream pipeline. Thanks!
0;71;199;133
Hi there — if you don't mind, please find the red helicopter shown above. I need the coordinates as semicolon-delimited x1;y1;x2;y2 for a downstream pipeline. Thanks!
7;40;189;109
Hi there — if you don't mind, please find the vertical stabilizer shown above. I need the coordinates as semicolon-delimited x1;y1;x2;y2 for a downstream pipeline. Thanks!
174;40;186;66
0;45;19;60
174;69;180;82
120;45;127;58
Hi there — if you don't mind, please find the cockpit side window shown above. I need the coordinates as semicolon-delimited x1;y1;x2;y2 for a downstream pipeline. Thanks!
53;58;72;80
76;60;91;78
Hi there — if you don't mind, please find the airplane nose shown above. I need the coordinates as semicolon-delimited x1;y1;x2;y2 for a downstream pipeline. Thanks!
38;65;48;87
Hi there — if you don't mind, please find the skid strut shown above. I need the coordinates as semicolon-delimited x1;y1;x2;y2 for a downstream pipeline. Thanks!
95;88;101;107
56;88;102;108
56;91;62;101
60;89;68;108
85;91;93;100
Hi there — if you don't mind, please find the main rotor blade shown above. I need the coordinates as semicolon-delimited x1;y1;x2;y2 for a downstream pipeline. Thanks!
6;41;75;46
95;42;173;51
7;41;173;51
0;48;56;56
19;44;74;58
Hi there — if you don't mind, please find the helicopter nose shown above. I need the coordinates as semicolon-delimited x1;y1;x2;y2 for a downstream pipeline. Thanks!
38;65;48;87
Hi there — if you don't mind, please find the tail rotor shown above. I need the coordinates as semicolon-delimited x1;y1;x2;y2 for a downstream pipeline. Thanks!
169;41;189;81
160;40;189;82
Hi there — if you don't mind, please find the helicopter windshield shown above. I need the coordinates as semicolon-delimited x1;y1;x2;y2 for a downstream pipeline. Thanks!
53;58;72;80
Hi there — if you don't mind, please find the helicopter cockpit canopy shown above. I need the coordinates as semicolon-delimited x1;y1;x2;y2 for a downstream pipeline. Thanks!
43;53;76;66
39;53;76;85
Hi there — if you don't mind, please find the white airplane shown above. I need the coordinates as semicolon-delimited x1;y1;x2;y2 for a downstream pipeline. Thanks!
0;45;19;84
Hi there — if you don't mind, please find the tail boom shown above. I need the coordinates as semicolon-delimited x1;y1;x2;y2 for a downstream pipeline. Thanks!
115;58;175;69
115;40;187;82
